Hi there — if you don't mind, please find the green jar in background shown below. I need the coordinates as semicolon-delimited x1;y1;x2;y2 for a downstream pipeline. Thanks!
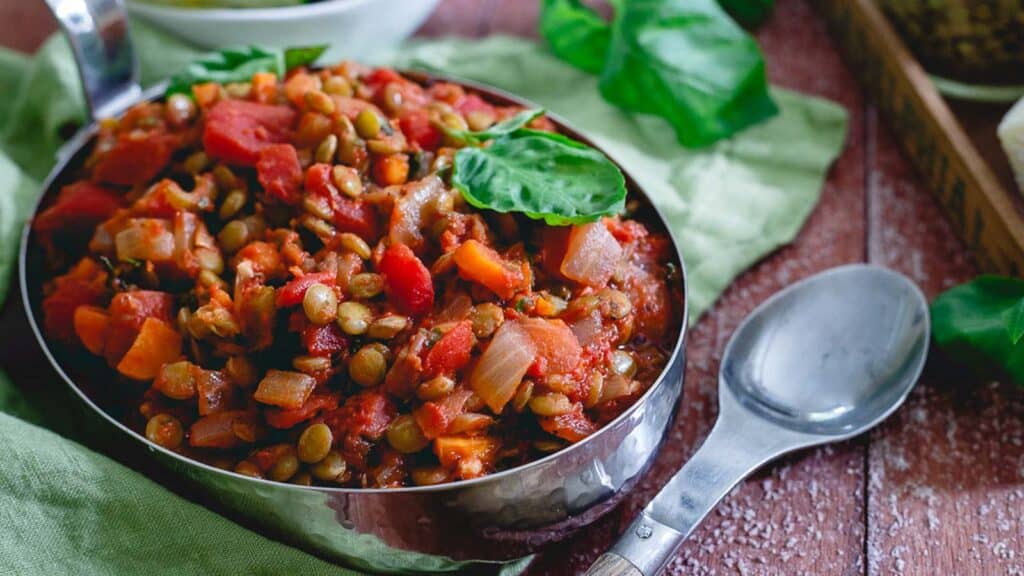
881;0;1024;100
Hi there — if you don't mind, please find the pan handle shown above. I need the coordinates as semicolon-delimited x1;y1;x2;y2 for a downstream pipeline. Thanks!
43;0;142;121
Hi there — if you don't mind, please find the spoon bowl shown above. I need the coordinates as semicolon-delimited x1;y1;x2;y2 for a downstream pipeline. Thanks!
588;265;930;576
722;264;930;437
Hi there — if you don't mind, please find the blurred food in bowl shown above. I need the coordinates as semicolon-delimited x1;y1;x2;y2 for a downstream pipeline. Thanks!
880;0;1024;87
126;0;441;62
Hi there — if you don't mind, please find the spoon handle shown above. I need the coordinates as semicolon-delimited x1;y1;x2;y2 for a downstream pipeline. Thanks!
586;403;809;576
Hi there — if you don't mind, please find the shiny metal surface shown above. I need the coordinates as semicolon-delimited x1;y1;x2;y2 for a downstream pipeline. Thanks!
596;265;930;576
22;1;690;572
44;0;141;120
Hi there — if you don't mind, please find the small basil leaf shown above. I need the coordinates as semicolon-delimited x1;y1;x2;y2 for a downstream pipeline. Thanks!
598;0;778;148
539;0;612;74
717;0;774;27
931;275;1024;385
445;108;545;144
451;130;626;226
284;45;328;71
166;44;327;97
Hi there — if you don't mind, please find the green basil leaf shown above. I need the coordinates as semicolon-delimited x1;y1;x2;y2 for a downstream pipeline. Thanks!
717;0;774;27
598;0;778;148
451;130;626;226
166;44;327;97
931;275;1024;385
539;0;612;74
283;45;328;71
445;108;545;144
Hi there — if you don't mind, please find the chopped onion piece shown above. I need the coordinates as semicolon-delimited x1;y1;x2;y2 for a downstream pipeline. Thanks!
570;312;603;347
255;369;315;410
189;410;250;449
115;218;175;262
388;175;444;252
470;321;536;413
560;221;622;287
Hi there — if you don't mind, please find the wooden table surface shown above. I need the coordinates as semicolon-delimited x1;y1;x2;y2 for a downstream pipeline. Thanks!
2;1;1022;574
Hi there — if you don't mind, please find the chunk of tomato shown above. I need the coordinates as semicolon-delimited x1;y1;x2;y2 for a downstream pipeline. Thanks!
42;259;109;344
422;320;475;377
104;291;176;366
256;144;303;205
363;68;404;91
379;243;434;316
93;133;175;186
305;163;380;240
456;94;496;117
324;391;396;440
34;181;121;235
399;109;442;151
202;99;296;166
264;393;340;429
275;271;336;308
302;322;348;356
539;405;596;442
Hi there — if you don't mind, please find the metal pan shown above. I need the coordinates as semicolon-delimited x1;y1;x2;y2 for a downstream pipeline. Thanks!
20;0;689;572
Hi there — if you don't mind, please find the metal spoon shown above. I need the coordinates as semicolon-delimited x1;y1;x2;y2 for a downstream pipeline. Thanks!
586;264;930;576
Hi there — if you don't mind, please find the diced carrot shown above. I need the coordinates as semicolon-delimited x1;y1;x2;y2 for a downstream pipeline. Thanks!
115;318;183;381
73;306;110;355
452;239;525;300
235;241;284;279
104;290;176;366
372;153;410;186
192;82;222;109
251;72;278;104
434;436;500;469
283;71;320;107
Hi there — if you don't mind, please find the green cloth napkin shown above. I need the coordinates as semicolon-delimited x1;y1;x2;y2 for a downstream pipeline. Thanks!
0;23;848;576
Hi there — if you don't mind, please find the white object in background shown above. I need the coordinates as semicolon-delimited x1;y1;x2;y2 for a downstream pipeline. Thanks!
998;96;1024;194
126;0;441;63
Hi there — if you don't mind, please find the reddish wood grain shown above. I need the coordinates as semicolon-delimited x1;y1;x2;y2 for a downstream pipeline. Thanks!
865;110;1024;576
0;2;53;53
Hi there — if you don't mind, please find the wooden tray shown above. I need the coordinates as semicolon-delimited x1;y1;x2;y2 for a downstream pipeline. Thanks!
815;0;1024;276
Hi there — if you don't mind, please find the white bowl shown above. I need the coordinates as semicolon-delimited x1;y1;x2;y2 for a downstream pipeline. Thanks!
126;0;441;62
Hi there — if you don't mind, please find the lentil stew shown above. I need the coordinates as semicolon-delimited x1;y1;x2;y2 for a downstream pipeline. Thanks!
32;62;683;488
